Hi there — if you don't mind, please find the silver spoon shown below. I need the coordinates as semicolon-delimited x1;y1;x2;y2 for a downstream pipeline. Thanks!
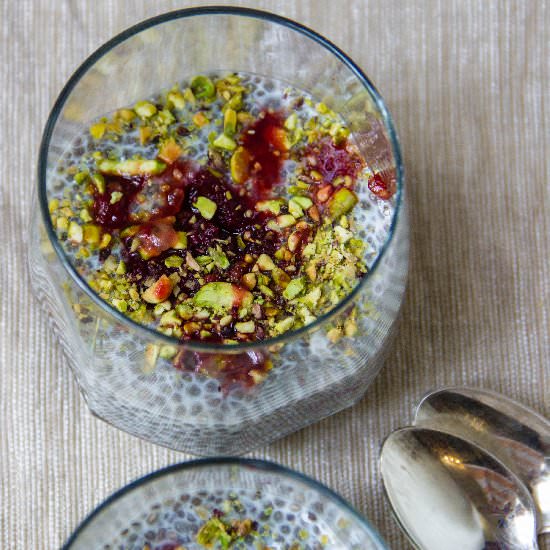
380;427;538;550
414;387;550;534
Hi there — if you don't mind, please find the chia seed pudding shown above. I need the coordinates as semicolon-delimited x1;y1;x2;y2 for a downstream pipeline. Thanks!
47;72;396;390
92;482;372;550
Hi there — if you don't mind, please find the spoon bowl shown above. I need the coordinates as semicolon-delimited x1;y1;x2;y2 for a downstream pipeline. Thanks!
380;427;538;550
414;387;550;534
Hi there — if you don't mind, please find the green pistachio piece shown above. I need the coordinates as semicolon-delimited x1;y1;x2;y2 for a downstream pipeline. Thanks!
284;113;298;130
159;345;178;359
256;253;276;271
134;101;157;118
173;231;187;250
255;199;283;215
334;225;353;243
89;122;106;139
208;247;230;269
158;109;175;126
327;188;358;220
196;518;232;548
74;171;89;184
292;196;313;210
110;191;123;204
167;90;185;110
159;309;179;327
213;133;237;151
288;199;304;218
301;287;321;309
273;316;295;335
190;75;216;99
79;208;92;222
111;298;127;313
68;221;83;243
235;320;255;334
223;108;237;136
83;224;100;244
193;282;252;312
276;214;297;228
91;173;105;194
98;159;166;176
193;196;217;220
283;277;305;300
164;255;184;268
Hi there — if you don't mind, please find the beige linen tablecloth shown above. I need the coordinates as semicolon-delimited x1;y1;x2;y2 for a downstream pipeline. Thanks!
1;1;548;548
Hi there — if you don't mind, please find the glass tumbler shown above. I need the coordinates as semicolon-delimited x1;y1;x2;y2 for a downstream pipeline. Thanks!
30;8;409;455
63;458;388;549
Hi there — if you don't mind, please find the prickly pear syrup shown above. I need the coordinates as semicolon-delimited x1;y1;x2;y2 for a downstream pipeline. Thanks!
47;72;395;387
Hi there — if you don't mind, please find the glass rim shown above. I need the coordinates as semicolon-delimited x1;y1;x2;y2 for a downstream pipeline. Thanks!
62;456;388;549
38;6;404;353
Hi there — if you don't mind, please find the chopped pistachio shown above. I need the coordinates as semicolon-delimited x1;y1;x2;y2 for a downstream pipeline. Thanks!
111;298;128;312
144;343;159;372
316;102;329;114
74;171;89;185
235;320;255;334
273;316;295;335
91;173;105;194
109;191;123;204
193;196;217;220
193;282;252;312
98;158;166;176
157;108;175;125
292;195;313;210
255;199;283;215
276;214;296;228
68;221;83;243
213;133;237;151
79;208;92;222
301;286;321;309
256;253;276;271
327;188;358;220
241;272;256;290
190;75;216;99
219;314;233;327
196;518;232;548
173;231;187;250
167;90;185;110
164;255;184;268
283;277;305;300
159;309;179;326
115;260;126;275
99;233;111;249
284;112;298;130
142;274;174;304
159;345;178;359
230;146;251;185
288;198;304;218
208;246;229;269
223;108;237;135
89;122;106;139
115;108;136;122
134;100;157;118
272;268;291;288
334;225;353;243
259;284;274;297
186;251;201;271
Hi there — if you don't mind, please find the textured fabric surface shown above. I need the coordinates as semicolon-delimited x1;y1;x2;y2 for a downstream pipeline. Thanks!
1;1;548;548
